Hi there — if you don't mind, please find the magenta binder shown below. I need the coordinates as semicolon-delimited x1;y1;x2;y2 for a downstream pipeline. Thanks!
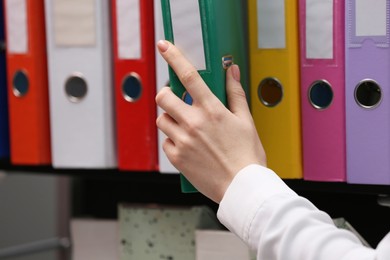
345;0;390;185
300;0;346;181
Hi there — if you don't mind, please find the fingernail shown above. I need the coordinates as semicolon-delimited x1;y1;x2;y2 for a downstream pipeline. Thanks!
231;64;240;82
157;40;169;53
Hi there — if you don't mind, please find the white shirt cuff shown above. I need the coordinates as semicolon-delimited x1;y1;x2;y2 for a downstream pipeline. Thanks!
217;164;297;244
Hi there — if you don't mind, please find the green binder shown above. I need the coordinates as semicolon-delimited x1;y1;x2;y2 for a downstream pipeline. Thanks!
161;0;249;192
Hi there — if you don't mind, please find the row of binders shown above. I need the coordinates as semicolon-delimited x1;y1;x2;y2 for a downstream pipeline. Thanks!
249;0;390;186
0;0;389;186
0;0;162;171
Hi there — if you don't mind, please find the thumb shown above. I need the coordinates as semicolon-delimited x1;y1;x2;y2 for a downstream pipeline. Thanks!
226;65;251;117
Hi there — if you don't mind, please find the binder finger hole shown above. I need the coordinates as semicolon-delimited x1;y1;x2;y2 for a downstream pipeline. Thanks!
354;80;382;109
308;80;333;110
258;77;283;107
182;91;193;105
12;70;29;97
122;73;142;102
65;74;88;103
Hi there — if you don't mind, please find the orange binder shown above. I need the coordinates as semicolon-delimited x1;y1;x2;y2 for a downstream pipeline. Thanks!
4;0;51;165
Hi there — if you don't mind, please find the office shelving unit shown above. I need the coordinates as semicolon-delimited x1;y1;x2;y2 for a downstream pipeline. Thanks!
1;159;389;249
1;1;390;258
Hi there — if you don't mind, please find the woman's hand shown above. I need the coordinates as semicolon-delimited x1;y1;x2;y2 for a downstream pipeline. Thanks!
155;40;266;203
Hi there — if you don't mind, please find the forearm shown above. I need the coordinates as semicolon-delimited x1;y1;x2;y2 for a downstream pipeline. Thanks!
217;164;376;260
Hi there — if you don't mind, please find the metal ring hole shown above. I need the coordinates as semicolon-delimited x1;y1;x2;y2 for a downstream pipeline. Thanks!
308;80;334;110
222;55;233;70
12;70;29;97
122;73;142;102
258;77;283;107
354;80;382;109
65;74;88;103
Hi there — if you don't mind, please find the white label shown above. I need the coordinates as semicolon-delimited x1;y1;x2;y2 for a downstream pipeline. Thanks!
257;0;286;49
170;0;206;70
306;0;333;59
5;0;28;54
356;0;387;36
54;0;96;46
116;0;141;59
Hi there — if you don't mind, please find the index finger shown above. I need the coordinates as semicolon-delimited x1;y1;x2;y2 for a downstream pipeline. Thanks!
157;40;213;105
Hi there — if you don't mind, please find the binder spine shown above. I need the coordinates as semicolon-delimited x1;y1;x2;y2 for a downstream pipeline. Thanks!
113;0;158;171
345;0;390;184
300;0;346;181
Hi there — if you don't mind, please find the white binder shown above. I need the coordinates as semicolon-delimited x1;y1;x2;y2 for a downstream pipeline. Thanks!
45;0;116;168
154;0;179;174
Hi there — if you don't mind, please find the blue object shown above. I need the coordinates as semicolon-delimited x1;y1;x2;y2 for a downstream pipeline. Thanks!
183;91;193;105
0;0;10;159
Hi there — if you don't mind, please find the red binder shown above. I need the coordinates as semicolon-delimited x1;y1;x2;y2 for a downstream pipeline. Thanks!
112;0;158;171
4;0;51;165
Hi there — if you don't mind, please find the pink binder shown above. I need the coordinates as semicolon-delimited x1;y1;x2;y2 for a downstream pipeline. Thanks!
299;0;346;181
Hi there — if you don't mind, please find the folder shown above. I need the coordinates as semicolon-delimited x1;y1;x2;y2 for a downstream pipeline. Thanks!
345;0;390;184
248;0;302;179
0;0;10;159
44;0;116;168
112;0;158;171
154;0;179;174
4;0;51;165
161;0;249;192
299;0;346;181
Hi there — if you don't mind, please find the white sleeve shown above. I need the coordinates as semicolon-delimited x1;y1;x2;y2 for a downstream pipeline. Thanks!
217;164;389;260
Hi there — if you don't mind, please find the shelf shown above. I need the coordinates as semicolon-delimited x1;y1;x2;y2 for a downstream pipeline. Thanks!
1;159;389;196
2;159;390;248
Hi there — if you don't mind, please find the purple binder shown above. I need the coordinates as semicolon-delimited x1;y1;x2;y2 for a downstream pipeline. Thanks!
345;0;390;185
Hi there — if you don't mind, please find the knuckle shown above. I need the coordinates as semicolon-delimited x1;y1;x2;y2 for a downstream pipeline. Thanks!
180;69;199;86
177;135;191;149
204;102;224;122
155;114;162;127
171;155;183;169
232;86;247;99
162;139;171;154
211;108;224;122
155;87;170;105
156;113;166;128
167;148;184;167
169;154;179;167
155;93;164;106
185;118;202;136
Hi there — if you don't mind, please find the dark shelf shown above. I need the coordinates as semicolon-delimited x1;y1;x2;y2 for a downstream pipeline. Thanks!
1;159;389;195
1;161;390;248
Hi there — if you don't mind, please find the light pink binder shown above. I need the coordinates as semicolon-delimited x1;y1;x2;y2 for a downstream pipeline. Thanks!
299;0;346;181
